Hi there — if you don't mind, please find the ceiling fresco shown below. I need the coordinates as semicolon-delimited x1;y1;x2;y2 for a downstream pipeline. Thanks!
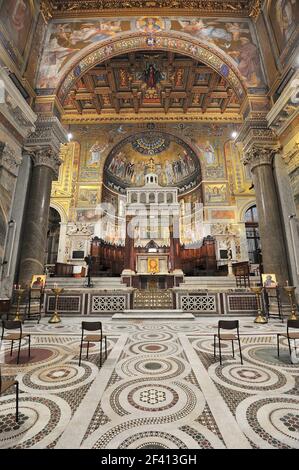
36;15;265;91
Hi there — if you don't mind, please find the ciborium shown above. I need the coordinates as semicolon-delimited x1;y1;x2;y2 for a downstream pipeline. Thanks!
251;286;267;324
13;286;25;321
49;287;64;324
283;285;297;320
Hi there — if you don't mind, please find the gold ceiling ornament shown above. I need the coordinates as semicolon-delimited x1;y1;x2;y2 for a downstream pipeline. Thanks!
62;112;243;125
49;0;252;15
248;0;261;20
40;0;53;23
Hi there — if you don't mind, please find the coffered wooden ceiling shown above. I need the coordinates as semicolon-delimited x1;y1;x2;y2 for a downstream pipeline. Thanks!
63;51;241;118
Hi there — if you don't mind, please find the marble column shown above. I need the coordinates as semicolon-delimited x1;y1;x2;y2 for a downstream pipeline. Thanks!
244;146;290;286
18;148;61;285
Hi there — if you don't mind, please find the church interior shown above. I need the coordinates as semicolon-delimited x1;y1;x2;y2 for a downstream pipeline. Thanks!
0;0;299;450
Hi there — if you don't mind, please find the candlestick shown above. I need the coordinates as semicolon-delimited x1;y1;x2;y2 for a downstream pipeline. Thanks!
49;287;64;323
13;285;25;322
251;286;267;324
283;285;297;320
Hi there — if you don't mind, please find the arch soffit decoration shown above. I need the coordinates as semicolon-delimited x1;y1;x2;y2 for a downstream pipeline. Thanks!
55;31;248;107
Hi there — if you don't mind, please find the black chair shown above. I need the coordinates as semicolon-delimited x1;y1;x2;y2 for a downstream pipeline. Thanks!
277;319;299;359
79;321;107;367
1;320;31;364
214;320;243;365
0;364;19;421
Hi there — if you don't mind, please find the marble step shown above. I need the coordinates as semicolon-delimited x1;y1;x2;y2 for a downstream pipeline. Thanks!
112;309;194;320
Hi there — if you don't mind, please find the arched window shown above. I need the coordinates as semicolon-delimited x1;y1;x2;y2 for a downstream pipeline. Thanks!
245;205;260;264
158;193;164;203
149;193;155;203
167;193;173;204
131;192;138;203
140;193;146;204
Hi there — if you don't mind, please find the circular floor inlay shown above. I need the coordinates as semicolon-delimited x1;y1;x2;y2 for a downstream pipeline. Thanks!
144;362;162;370
4;347;54;365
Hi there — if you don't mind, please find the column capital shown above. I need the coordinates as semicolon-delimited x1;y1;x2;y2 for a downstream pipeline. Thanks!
0;142;22;176
30;147;62;177
242;145;280;172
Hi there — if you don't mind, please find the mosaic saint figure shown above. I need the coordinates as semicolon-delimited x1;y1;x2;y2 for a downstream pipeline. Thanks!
88;141;108;165
198;141;216;166
165;160;174;184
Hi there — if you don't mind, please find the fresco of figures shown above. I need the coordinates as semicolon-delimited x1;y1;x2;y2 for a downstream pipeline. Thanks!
0;0;36;57
35;15;264;89
268;0;299;54
37;19;125;88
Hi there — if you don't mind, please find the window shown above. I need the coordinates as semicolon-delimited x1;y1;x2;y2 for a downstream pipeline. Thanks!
131;193;138;203
149;193;155;203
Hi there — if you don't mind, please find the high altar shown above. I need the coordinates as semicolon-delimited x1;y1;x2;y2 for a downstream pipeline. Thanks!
120;161;184;289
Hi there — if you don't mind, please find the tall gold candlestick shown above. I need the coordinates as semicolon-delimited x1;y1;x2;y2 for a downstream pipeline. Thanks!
251;286;267;324
283;285;297;320
14;287;25;321
49;288;64;324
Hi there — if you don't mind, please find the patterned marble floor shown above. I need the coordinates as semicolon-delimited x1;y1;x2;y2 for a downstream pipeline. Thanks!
0;317;298;449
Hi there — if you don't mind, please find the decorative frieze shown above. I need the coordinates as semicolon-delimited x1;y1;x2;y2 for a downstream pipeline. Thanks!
26;116;68;154
0;66;36;139
210;223;239;236
267;70;299;136
49;0;257;16
66;223;94;236
282;142;299;174
0;142;22;176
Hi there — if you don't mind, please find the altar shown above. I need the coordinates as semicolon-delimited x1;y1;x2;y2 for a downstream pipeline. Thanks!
136;253;169;275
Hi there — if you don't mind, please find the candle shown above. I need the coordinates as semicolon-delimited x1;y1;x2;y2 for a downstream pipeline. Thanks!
54;283;58;289
286;280;289;286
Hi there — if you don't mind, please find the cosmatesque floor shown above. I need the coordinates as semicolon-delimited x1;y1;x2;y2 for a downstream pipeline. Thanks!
0;316;298;449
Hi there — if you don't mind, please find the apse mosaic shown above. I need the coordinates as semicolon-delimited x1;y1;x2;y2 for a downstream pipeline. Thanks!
36;16;265;90
103;132;200;191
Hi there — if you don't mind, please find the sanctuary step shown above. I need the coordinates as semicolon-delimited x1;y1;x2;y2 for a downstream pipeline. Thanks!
45;277;124;289
133;289;173;310
178;276;259;290
112;309;194;320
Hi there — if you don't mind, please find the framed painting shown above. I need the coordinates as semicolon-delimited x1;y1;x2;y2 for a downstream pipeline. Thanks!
31;274;46;289
262;273;278;288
